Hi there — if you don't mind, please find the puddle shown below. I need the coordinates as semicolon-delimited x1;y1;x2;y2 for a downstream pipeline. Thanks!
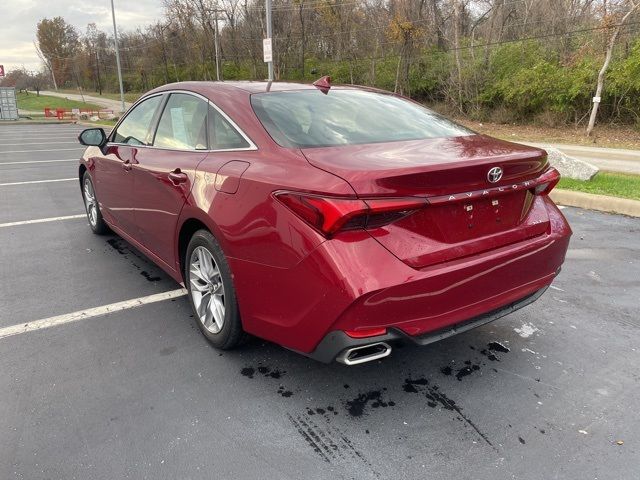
344;389;396;417
140;270;161;282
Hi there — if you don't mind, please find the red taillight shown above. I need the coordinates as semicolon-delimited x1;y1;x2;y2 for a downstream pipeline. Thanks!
275;192;426;237
534;167;561;195
344;327;388;338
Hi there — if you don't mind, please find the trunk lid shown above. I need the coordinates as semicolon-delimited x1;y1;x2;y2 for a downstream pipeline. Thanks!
301;135;551;268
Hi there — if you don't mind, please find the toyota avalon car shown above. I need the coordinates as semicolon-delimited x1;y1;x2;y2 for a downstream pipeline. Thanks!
77;78;571;365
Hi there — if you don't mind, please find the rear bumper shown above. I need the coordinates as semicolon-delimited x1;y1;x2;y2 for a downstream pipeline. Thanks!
305;286;548;363
231;196;571;356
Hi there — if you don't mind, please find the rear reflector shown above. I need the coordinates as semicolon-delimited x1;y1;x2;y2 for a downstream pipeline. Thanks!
344;327;388;338
533;167;561;195
275;192;426;237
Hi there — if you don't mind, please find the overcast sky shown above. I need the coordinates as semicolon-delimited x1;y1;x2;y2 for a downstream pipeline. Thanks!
0;0;164;73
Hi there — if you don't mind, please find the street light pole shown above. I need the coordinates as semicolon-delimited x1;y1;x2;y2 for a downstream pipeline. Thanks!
265;0;273;81
110;0;126;113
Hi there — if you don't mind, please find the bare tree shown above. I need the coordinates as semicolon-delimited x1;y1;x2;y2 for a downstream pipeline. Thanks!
34;41;57;90
586;0;639;136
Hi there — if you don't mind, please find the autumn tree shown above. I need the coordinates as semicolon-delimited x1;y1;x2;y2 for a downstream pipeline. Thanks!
35;17;79;90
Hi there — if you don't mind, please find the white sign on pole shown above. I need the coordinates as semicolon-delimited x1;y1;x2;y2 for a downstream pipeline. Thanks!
263;38;273;63
592;96;601;103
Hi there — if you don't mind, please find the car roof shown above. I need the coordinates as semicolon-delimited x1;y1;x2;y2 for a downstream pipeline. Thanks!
216;81;321;93
146;80;371;98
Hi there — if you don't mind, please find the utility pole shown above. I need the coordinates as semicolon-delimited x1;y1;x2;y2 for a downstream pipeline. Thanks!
214;15;221;81
110;0;126;113
205;8;224;81
95;48;102;96
213;10;223;81
265;0;274;81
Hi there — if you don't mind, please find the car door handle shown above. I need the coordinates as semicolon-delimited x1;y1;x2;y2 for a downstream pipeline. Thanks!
168;169;188;185
122;160;132;171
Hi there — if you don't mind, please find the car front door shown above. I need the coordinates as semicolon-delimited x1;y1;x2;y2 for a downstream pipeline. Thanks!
131;92;210;269
92;95;163;236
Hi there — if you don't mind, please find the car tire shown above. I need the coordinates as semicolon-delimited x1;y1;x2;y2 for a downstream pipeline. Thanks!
82;171;110;235
185;229;244;350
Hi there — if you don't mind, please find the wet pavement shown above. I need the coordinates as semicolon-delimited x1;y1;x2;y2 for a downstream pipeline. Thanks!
1;124;639;479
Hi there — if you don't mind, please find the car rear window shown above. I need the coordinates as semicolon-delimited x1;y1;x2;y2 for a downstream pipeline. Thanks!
251;89;473;148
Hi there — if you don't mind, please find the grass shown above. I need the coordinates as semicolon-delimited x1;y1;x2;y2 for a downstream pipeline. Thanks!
17;92;100;111
56;89;141;104
558;172;640;201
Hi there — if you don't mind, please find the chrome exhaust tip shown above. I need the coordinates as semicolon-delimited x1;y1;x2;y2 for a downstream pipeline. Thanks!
335;342;392;366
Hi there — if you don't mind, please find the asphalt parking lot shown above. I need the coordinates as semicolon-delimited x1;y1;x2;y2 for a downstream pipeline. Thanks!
1;123;639;479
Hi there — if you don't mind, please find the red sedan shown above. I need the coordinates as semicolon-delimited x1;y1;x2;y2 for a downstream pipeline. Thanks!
78;79;571;365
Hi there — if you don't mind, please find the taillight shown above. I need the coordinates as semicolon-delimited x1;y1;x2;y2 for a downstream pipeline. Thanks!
534;167;561;195
275;192;426;237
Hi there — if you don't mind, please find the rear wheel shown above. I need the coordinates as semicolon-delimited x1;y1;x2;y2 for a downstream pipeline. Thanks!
82;172;109;235
185;230;244;349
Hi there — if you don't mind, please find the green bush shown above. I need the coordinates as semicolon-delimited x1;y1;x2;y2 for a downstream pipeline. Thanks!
82;38;640;127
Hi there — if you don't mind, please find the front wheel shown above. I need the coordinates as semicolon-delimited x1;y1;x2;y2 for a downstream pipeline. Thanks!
185;229;244;349
82;172;109;235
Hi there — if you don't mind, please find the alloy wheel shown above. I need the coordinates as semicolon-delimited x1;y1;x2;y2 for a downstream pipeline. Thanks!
189;246;226;334
83;178;98;227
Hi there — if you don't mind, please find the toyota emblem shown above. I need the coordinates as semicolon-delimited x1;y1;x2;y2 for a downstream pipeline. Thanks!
487;166;503;183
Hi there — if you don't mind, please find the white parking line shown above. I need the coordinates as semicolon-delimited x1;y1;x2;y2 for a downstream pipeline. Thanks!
0;148;83;154
0;135;81;139
0;178;76;186
0;130;82;134
0;289;188;340
1;142;80;146
0;159;77;165
0;133;82;137
0;214;85;228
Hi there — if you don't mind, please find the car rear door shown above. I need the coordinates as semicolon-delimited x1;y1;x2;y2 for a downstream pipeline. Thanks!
92;94;163;236
131;92;210;269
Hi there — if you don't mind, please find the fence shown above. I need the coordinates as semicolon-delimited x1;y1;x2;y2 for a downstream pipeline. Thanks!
43;108;115;120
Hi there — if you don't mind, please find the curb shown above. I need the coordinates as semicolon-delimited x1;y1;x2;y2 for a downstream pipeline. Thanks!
551;189;640;218
76;121;115;129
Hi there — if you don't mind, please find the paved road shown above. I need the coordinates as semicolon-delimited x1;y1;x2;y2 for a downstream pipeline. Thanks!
1;123;639;479
39;90;133;113
524;141;640;174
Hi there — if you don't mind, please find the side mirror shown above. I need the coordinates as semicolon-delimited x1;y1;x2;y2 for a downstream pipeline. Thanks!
78;128;107;148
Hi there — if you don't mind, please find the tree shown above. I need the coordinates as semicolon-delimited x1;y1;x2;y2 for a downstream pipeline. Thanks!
586;0;639;136
36;17;79;89
85;23;104;95
388;1;425;95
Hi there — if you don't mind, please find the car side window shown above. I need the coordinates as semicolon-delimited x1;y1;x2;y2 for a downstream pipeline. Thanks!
112;96;162;145
208;104;250;150
153;93;209;150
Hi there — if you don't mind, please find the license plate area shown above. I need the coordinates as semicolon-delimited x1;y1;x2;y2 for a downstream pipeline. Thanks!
434;191;527;243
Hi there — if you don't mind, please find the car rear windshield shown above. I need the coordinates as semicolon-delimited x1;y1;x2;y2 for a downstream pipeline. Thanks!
251;89;473;148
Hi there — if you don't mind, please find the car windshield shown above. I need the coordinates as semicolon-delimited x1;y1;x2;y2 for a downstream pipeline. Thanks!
251;89;473;148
